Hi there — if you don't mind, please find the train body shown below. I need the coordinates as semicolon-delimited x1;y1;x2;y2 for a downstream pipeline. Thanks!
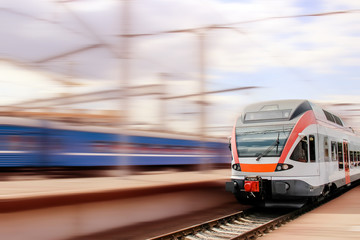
226;100;360;205
0;117;228;169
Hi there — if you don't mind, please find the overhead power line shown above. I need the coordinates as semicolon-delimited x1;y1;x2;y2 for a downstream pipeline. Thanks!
2;85;259;109
222;9;360;26
34;44;104;64
0;7;88;39
119;9;360;37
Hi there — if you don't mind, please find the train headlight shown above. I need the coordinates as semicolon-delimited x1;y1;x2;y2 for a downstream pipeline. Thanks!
232;163;241;171
275;163;293;171
282;164;289;170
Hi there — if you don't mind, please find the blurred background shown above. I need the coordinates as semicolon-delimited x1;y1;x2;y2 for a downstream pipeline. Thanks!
1;0;360;174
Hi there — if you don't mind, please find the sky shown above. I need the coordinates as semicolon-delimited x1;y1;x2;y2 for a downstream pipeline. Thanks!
1;0;360;135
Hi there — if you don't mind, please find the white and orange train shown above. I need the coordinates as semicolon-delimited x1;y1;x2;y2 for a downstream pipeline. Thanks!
226;99;360;205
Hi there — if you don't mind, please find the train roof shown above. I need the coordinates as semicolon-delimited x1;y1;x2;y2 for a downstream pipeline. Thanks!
240;99;345;127
0;116;224;143
243;99;308;114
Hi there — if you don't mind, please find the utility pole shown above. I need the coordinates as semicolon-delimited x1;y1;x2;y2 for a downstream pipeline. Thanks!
158;73;168;131
121;0;130;127
198;32;206;139
198;31;209;170
118;0;131;175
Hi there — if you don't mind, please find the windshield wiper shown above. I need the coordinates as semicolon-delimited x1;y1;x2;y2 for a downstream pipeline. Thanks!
256;133;280;161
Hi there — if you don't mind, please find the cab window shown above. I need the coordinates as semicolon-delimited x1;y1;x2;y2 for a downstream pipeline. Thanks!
290;136;308;162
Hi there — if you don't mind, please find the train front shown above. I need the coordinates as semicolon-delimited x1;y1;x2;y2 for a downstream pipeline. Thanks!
226;100;319;206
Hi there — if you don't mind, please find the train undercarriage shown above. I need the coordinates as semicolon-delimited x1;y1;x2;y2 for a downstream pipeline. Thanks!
226;177;333;207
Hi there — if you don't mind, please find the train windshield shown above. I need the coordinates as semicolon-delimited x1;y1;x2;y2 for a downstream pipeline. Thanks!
235;125;293;158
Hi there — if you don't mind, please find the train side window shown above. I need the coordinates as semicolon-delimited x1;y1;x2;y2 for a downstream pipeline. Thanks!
338;142;343;169
0;135;4;149
350;151;354;167
353;151;356;166
331;141;338;162
290;136;308;162
344;143;349;170
309;135;316;162
9;135;22;150
355;151;358;167
354;151;357;167
324;137;329;162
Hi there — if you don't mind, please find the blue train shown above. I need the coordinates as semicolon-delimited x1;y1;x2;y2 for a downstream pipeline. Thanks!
0;117;229;169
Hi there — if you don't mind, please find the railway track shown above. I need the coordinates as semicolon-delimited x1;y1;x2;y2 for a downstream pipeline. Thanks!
149;208;294;240
150;181;360;240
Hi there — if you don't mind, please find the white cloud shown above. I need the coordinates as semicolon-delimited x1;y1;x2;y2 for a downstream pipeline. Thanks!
0;62;59;104
0;61;114;105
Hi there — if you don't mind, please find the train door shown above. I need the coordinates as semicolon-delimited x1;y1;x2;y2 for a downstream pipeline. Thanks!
343;141;350;184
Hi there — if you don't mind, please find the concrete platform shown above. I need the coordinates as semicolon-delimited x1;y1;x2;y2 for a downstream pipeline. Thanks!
261;185;360;240
0;169;230;212
0;169;236;240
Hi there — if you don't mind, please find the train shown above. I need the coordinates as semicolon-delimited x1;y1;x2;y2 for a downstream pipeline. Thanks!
0;117;229;170
226;99;360;206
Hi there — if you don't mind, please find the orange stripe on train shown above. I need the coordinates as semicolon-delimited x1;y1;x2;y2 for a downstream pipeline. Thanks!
240;163;277;172
278;110;317;164
231;124;240;164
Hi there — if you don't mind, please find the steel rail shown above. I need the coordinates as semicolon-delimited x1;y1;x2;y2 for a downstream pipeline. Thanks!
148;208;288;240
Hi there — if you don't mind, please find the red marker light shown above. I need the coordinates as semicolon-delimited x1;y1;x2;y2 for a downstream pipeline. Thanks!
244;182;252;192
244;181;260;192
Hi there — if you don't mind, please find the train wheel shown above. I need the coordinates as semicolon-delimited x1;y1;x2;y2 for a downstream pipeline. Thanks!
330;183;337;194
322;184;330;197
